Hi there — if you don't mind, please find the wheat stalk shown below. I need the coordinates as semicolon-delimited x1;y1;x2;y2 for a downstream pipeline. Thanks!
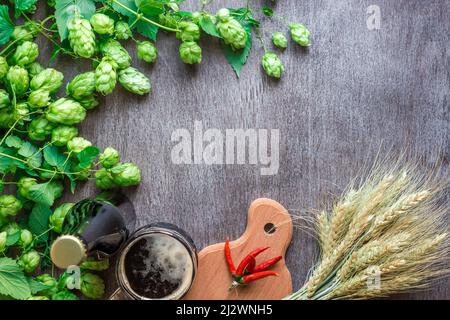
285;158;449;300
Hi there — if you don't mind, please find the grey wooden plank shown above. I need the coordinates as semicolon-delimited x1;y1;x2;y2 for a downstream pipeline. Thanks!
32;0;449;299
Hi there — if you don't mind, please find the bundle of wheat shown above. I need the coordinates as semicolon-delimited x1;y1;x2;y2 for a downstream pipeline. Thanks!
285;159;449;300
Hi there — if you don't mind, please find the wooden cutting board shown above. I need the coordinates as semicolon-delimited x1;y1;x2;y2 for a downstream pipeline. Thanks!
184;198;293;300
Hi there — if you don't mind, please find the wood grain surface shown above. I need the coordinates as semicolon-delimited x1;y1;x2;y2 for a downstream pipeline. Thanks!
35;0;449;299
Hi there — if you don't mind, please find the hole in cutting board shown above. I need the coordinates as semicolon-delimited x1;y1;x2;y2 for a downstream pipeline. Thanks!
264;223;276;234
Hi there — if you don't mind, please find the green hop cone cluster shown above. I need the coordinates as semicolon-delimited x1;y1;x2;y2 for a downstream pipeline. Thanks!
179;41;202;64
49;203;75;233
18;250;41;273
67;137;92;154
261;52;284;79
118;67;151;95
6;66;29;97
30;68;64;93
19;229;33;248
99;147;120;168
289;23;311;47
0;89;10;108
100;39;131;70
12;41;39;66
114;21;132;40
176;21;200;42
52;291;79;300
0;195;22;218
90;13;114;35
0;56;8;79
216;9;248;51
66;71;96;100
27;62;44;78
46;98;86;125
80;257;109;271
35;274;58;297
28;89;51;108
136;41;158;64
51;125;78;147
17;177;37;199
80;273;105;299
272;32;288;49
28;116;55;141
95;57;117;95
67;17;96;58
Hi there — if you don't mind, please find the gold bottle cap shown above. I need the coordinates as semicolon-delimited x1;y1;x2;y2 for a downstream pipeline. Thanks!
50;235;87;269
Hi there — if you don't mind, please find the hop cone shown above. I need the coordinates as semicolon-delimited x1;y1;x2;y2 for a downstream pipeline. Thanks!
100;39;131;69
77;95;99;110
11;24;37;43
27;62;44;78
46;98;86;125
66;71;96;100
118;67;151;95
114;21;132;40
30;68;64;93
51;125;78;147
6;66;29;97
0;109;14;128
179;41;202;64
217;18;248;51
12;41;39;66
289;23;311;47
176;21;200;42
99;147;120;169
110;163;141;186
137;41;158;64
67;17;96;58
28;89;51;108
28;116;55;141
272;32;288;49
95;57;117;95
90;13;114;35
261;52;284;78
0;56;8;79
0;89;10;109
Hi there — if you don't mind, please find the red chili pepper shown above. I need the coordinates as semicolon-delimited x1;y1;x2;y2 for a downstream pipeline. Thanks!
224;239;236;275
252;256;282;273
244;257;256;274
239;271;278;284
235;246;269;276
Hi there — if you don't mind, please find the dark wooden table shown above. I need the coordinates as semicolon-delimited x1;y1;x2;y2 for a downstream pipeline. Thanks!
45;0;449;299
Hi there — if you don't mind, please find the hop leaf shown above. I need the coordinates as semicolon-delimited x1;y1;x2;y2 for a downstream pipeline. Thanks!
118;67;151;95
0;5;14;46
